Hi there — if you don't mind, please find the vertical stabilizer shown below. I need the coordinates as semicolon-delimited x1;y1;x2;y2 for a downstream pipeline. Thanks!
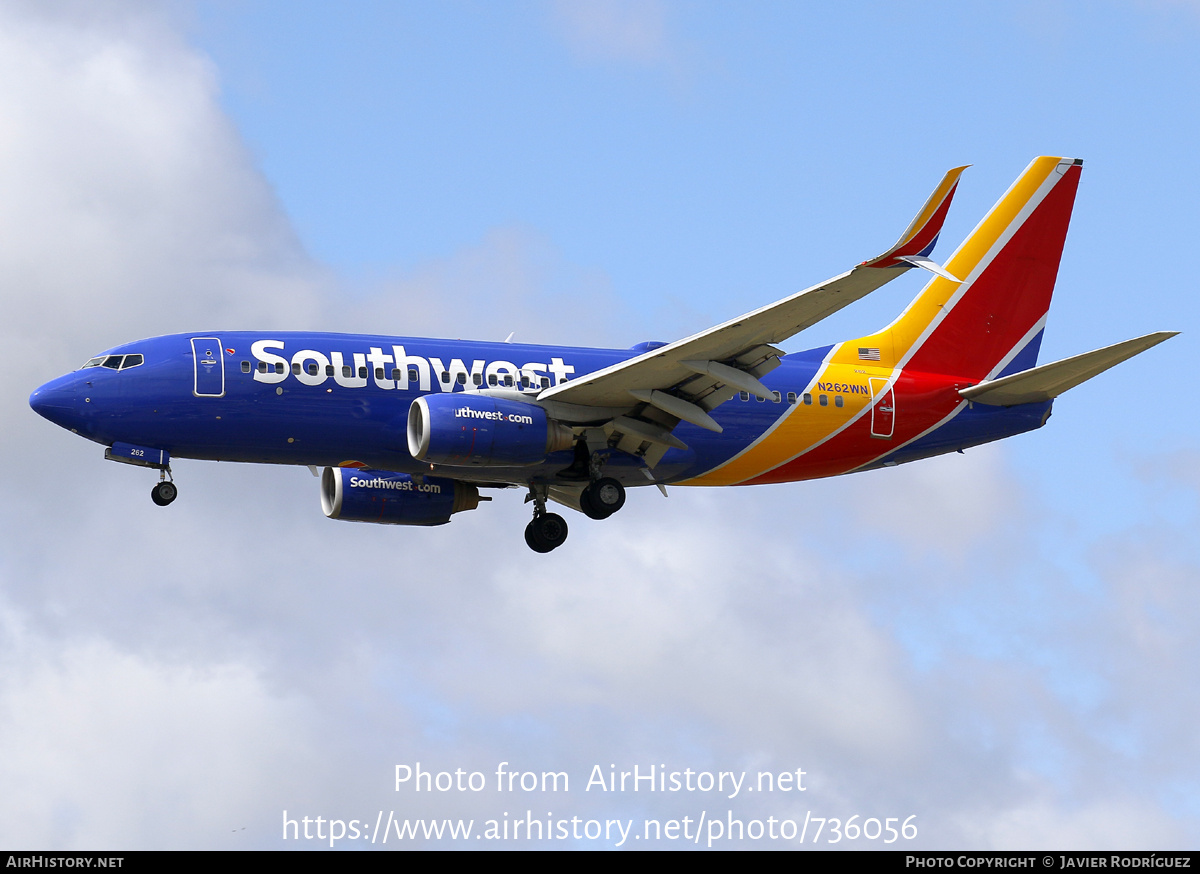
838;157;1083;381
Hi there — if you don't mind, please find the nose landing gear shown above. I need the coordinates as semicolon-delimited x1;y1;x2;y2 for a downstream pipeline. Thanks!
151;471;177;506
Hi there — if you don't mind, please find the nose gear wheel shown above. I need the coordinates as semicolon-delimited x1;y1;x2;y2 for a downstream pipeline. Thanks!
151;480;178;506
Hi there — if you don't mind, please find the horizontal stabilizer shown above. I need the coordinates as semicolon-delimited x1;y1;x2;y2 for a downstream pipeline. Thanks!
959;332;1178;406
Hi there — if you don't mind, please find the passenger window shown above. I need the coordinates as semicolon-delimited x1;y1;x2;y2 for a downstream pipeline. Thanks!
121;354;143;369
326;366;335;376
772;391;781;403
409;368;419;382
258;361;268;373
275;362;285;374
803;393;812;405
292;363;301;375
756;394;765;402
342;366;352;377
308;363;319;376
441;372;450;383
787;392;797;404
819;394;828;406
504;376;514;387
473;373;483;385
375;368;384;379
102;355;123;369
739;391;749;401
241;361;251;373
835;395;844;408
457;373;467;385
489;374;498;386
521;376;530;388
358;366;367;379
391;368;400;380
541;377;550;389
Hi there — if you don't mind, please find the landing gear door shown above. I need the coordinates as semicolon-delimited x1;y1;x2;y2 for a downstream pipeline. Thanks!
869;377;895;439
191;337;225;398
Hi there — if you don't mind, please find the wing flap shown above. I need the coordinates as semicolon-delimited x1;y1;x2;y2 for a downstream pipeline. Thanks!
959;332;1178;406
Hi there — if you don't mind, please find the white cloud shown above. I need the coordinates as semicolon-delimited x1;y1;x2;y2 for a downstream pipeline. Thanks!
0;0;328;380
843;445;1024;564
333;226;636;348
0;2;333;847
958;797;1181;850
547;0;675;67
0;608;313;849
488;498;923;760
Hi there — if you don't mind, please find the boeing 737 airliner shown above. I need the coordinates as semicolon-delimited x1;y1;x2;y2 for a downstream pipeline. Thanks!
29;157;1176;551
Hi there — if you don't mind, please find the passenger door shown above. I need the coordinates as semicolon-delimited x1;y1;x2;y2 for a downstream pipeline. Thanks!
191;337;225;397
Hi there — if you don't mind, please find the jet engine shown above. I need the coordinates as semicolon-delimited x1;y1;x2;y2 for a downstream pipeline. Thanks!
321;467;482;526
407;393;574;466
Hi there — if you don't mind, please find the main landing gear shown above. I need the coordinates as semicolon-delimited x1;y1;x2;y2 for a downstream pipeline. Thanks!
523;474;630;553
151;470;177;506
580;477;625;520
525;511;569;553
524;483;568;553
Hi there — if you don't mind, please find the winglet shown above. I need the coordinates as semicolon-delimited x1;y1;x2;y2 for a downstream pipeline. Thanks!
861;165;969;272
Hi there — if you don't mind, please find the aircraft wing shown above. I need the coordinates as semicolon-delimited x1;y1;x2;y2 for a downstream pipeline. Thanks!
959;332;1178;406
538;165;967;440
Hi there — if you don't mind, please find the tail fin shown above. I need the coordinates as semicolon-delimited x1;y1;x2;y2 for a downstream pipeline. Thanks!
841;156;1083;381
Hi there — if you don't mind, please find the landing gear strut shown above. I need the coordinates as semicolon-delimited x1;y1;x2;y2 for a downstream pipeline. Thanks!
151;470;177;506
524;483;568;553
580;477;625;520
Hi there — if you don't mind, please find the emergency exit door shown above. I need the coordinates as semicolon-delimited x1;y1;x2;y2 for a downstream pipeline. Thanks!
869;377;895;439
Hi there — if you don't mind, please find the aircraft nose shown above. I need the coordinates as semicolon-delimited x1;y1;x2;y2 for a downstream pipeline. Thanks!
29;375;81;431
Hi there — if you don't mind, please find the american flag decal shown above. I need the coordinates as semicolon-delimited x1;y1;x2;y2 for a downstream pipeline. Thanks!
858;347;881;361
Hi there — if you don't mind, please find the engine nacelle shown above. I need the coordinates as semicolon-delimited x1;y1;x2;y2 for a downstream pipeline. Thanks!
321;467;481;526
407;393;574;466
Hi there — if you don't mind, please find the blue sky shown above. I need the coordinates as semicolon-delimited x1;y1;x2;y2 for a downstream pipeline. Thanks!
1;0;1197;850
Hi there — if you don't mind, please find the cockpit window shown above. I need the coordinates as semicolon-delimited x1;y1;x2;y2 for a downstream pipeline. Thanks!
80;353;144;371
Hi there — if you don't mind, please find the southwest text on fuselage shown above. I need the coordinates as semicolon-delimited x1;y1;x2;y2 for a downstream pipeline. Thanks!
249;340;576;393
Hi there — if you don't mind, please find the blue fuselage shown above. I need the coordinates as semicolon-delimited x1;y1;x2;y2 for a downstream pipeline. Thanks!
30;331;1050;488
